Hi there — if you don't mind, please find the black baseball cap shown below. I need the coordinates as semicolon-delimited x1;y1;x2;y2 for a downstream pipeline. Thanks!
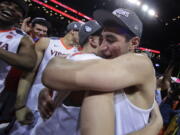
67;21;82;32
93;8;143;37
0;0;28;17
79;20;102;45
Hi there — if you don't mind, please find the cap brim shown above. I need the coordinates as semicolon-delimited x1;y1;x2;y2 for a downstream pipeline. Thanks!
93;9;127;30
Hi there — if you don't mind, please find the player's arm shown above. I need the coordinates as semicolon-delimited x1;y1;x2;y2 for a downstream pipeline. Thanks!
15;38;49;124
80;92;114;135
128;101;163;135
42;53;155;92
0;36;36;71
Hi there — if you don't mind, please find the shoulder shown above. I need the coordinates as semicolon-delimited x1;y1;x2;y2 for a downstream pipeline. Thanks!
37;37;50;43
19;34;34;47
111;53;155;79
35;37;50;51
12;28;32;43
114;53;153;67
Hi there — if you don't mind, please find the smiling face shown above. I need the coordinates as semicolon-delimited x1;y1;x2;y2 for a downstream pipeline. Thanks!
96;25;140;59
98;31;129;58
31;24;48;39
0;1;23;26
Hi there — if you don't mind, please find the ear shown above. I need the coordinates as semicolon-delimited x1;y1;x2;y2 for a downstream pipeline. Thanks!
89;36;98;49
70;30;74;35
129;37;140;52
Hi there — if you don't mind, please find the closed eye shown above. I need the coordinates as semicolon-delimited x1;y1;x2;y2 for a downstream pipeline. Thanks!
105;35;117;43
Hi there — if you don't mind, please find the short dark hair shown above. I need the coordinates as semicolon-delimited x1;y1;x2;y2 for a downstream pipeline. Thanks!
31;17;51;30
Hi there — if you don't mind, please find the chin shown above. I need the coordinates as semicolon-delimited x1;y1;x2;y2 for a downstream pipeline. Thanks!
103;55;113;59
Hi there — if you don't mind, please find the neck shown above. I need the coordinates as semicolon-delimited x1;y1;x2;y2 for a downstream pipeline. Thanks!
81;43;98;54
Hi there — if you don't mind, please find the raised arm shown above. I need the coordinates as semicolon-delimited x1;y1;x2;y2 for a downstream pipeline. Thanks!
42;53;155;92
0;36;36;71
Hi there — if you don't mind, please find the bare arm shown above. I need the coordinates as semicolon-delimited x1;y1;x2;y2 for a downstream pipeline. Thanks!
43;53;155;92
80;92;114;135
15;38;49;108
0;36;36;71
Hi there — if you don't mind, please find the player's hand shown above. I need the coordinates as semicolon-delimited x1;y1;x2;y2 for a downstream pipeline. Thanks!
38;88;55;120
16;106;34;125
21;17;31;33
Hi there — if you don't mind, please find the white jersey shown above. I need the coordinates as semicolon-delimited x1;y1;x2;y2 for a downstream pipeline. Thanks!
27;38;78;111
34;53;101;135
115;91;154;135
0;29;24;92
35;52;154;135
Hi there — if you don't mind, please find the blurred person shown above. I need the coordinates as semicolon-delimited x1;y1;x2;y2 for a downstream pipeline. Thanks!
3;17;51;100
43;8;157;135
156;63;174;105
4;17;51;98
160;82;180;125
0;0;36;133
160;82;180;135
0;17;51;127
9;21;81;135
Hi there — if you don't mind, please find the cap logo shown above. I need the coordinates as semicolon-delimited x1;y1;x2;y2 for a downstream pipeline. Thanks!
113;9;130;18
134;25;139;30
74;24;78;28
85;26;92;32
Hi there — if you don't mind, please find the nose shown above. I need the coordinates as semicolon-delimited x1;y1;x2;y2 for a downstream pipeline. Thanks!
100;44;108;51
100;40;109;51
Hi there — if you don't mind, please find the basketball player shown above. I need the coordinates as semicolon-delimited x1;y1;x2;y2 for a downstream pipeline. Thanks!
38;20;162;135
42;8;158;135
0;0;37;132
10;22;81;135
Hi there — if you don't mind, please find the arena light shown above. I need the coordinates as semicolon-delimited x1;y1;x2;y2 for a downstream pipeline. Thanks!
32;0;83;23
142;4;149;11
127;0;137;4
127;0;141;6
136;1;141;6
148;9;156;16
51;0;93;20
139;47;160;54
